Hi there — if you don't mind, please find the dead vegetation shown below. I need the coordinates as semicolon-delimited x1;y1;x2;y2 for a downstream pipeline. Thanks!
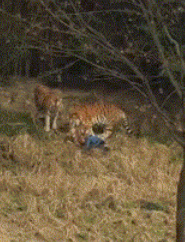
0;77;182;241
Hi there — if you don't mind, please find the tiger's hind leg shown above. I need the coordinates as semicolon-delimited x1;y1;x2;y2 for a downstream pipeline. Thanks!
120;112;132;135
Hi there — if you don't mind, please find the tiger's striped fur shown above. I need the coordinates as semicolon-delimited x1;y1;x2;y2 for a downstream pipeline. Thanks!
34;84;62;132
69;102;131;141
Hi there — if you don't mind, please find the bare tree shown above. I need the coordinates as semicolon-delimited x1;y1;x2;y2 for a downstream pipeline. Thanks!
32;1;185;240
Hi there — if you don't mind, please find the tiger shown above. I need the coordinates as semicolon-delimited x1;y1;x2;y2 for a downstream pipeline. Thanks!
66;122;88;146
69;101;132;142
34;84;62;132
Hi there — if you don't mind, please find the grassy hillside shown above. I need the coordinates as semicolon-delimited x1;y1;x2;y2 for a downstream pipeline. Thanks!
0;77;182;241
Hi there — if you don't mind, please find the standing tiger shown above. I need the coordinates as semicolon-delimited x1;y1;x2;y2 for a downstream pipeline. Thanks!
69;102;132;142
34;84;62;132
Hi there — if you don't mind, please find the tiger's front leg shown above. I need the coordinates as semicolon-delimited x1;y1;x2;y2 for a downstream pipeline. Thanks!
52;111;59;130
44;110;51;132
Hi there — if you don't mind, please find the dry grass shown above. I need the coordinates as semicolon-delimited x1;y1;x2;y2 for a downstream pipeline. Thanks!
0;77;182;241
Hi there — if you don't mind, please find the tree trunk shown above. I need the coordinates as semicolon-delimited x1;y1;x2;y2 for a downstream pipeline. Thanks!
177;146;185;241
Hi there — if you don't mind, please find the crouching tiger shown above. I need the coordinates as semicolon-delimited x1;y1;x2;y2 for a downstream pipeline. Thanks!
69;101;132;143
34;84;62;132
